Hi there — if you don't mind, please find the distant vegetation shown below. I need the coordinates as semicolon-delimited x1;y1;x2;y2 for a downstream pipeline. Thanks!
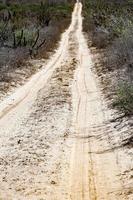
0;0;73;58
0;0;73;98
84;0;133;115
0;0;72;54
113;82;133;115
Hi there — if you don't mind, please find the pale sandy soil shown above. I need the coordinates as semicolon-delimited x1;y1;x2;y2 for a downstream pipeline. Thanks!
0;2;132;200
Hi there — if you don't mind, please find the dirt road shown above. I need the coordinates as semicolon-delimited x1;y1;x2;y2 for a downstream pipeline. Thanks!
0;2;132;200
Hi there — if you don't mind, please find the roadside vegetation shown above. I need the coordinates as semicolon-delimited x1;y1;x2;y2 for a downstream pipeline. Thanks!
0;0;73;99
113;82;133;115
83;0;133;116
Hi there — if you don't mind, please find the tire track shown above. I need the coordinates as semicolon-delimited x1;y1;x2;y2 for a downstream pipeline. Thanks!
70;2;130;200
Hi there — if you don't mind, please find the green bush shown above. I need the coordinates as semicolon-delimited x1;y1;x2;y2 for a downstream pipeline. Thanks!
0;3;7;11
0;21;9;41
14;29;36;47
113;82;133;115
84;0;133;38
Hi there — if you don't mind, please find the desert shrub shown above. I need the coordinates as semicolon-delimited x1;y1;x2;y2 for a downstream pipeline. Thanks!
0;3;7;11
119;24;133;61
37;3;51;26
23;29;36;46
104;24;133;71
14;29;36;47
0;21;9;42
84;0;133;46
113;82;133;115
0;21;5;31
9;47;29;68
91;27;109;48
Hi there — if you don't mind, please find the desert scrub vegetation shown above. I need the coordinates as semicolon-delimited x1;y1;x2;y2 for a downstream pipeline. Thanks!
113;82;133;115
0;0;73;54
84;0;133;48
84;0;133;116
0;0;73;99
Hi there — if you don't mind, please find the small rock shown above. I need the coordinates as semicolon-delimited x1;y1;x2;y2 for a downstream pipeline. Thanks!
51;180;56;185
17;140;21;144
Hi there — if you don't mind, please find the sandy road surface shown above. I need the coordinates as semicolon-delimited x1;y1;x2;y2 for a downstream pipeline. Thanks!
0;2;132;200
